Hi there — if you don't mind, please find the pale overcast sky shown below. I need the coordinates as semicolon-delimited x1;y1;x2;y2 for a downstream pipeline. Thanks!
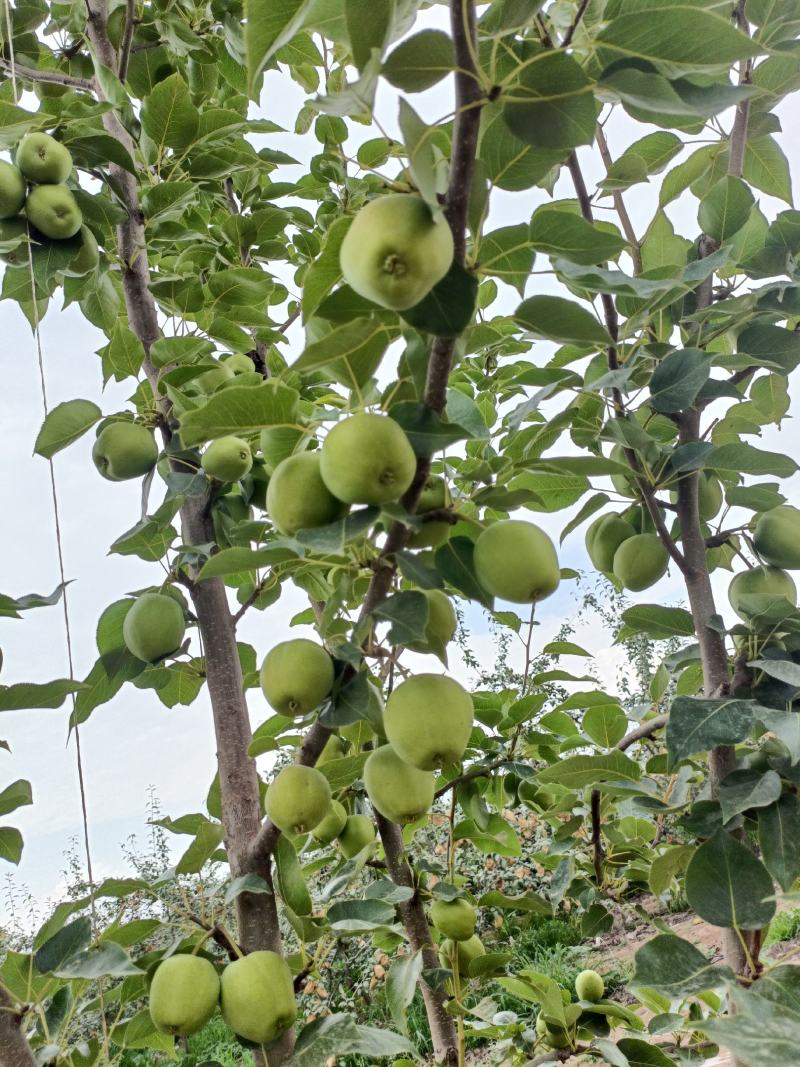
2;10;799;922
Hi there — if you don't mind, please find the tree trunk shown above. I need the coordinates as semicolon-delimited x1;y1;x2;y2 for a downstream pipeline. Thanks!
0;988;37;1067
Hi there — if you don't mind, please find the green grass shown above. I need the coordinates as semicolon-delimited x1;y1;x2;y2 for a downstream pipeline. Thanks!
765;908;800;947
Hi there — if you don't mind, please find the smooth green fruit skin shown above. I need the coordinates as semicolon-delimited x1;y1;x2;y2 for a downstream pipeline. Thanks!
0;161;26;219
728;566;797;621
265;765;331;835
149;954;220;1036
669;473;723;522
311;798;348;844
473;520;560;604
340;194;454;311
363;744;435;823
384;674;473;770
62;225;100;277
431;898;476;942
17;132;73;184
259;638;334;717
220;951;296;1046
612;533;669;591
575;969;604;1002
267;451;348;535
610;444;636;497
316;733;348;766
338;813;375;858
408;476;450;548
25;184;82;240
123;594;186;663
92;422;158;481
320;413;416;506
439;934;485;974
754;506;800;569
408;589;456;654
201;436;253;481
585;513;636;573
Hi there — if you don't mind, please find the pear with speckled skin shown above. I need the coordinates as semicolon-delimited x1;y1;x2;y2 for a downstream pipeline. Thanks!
265;765;331;835
259;639;334;717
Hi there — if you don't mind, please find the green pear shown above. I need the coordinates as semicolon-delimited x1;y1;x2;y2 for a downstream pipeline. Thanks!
407;589;457;654
185;360;236;396
473;520;560;604
612;533;668;591
575;969;604;1002
753;505;800;570
337;813;375;858
668;471;723;521
62;226;100;276
16;132;73;184
728;565;797;622
0;161;26;219
265;765;331;835
585;513;636;573
430;898;476;942
320;413;416;506
259;638;334;717
25;184;82;240
340;194;454;310
384;674;473;770
201;436;253;481
123;593;186;663
92;422;158;481
315;733;348;766
610;444;636;497
438;934;485;975
363;744;434;823
266;451;348;535
311;798;348;844
220;951;296;1046
408;476;451;548
149;954;220;1036
225;353;255;373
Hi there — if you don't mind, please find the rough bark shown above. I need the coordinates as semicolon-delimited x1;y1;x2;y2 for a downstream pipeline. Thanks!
83;4;289;1062
0;989;36;1067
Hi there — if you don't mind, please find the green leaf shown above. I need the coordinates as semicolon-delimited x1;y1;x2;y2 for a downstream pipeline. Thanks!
667;697;755;767
502;51;596;152
744;135;793;204
55;942;142;979
434;538;493;608
294;507;378;555
737;323;800;374
0;779;32;817
0;680;84;712
179;381;299;447
0;583;70;620
698;176;755;242
705;442;798;478
648;845;695;897
288;1014;412;1067
293;317;392;382
649;348;712;413
596;4;760;70
685;829;775;929
759;793;800;892
719;768;782;823
345;0;393;70
140;73;199;154
583;705;627;748
633;934;734;996
515;295;609;346
224;873;273;905
276;836;313;916
385;951;422;1035
530;207;627;264
600;132;683;194
382;30;455;92
175;821;225;875
620;605;695;640
374;591;428;647
477;890;551;916
302;216;351;318
198;545;298;580
453;813;521;856
100;321;146;383
537;752;641;788
399;262;478;336
0;827;23;865
478;104;566;192
398;99;441;212
616;1038;681;1067
700;982;800;1067
476;225;535;295
245;0;314;97
34;400;102;460
34;916;92;974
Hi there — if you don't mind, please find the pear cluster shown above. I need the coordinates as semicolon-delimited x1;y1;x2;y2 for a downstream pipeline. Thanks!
148;949;296;1047
0;134;97;269
532;969;607;1053
728;505;800;628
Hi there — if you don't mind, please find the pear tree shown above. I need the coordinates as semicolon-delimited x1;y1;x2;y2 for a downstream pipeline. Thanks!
1;3;800;1067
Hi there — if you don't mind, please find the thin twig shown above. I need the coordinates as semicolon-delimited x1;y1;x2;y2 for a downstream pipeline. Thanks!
0;56;94;90
117;0;137;82
595;125;642;274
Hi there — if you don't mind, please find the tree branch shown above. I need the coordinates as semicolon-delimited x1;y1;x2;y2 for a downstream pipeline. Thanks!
116;0;137;83
595;124;642;274
618;713;669;752
434;759;510;799
0;56;95;90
